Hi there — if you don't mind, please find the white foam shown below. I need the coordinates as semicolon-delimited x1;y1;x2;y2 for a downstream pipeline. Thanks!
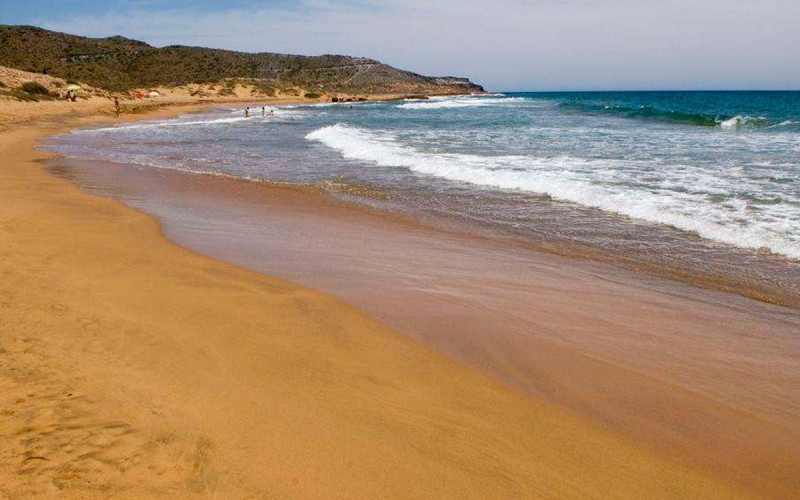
306;124;800;259
766;120;797;129
73;116;252;134
719;115;768;129
74;110;300;135
397;95;528;110
282;102;339;108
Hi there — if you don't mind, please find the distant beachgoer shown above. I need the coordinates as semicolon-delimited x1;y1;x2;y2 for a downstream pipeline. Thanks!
114;97;120;118
269;109;274;115
65;90;71;101
261;106;266;116
70;92;77;102
245;106;250;118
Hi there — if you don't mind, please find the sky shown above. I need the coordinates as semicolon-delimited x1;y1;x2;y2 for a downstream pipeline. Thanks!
2;0;799;91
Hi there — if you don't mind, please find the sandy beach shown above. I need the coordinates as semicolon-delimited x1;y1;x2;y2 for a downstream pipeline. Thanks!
67;159;800;492
51;141;800;497
0;97;794;499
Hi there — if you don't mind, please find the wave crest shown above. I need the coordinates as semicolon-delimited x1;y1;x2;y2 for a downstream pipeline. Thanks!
306;124;800;259
559;101;774;129
397;95;528;110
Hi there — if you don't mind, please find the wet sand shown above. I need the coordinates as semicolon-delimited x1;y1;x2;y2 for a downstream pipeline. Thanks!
52;157;800;497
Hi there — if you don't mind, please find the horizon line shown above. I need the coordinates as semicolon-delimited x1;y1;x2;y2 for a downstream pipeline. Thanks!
499;89;800;93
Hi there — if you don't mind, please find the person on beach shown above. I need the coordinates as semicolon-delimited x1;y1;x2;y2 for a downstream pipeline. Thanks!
114;97;121;118
262;106;266;116
245;106;250;118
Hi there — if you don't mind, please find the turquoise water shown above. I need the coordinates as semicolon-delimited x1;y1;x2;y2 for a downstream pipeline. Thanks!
46;91;800;304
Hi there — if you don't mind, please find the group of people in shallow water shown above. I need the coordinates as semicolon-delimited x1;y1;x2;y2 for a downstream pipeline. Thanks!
245;106;274;117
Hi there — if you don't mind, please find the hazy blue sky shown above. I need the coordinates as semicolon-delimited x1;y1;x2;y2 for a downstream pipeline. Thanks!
3;0;799;90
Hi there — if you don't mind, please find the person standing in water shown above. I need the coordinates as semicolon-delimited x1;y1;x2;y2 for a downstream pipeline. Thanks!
245;106;250;118
261;106;266;116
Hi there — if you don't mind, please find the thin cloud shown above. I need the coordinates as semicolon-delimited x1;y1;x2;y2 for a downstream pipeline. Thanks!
31;0;800;90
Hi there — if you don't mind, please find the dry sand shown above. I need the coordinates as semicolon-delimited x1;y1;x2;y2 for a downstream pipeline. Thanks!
0;100;770;498
109;167;799;496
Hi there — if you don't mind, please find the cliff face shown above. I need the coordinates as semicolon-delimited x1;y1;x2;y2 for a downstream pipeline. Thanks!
0;25;484;94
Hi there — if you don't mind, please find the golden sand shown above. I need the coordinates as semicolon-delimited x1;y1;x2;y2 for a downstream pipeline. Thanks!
0;99;765;498
101;163;800;498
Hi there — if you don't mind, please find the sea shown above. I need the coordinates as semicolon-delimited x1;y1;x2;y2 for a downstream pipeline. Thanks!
44;91;800;306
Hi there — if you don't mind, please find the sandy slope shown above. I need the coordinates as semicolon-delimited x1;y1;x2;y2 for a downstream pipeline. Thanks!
0;106;757;499
0;64;365;130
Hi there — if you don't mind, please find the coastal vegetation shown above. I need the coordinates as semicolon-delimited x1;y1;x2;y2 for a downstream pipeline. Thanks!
0;25;483;95
0;79;57;102
20;81;49;95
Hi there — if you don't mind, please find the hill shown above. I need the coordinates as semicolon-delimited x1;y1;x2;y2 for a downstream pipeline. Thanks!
0;25;484;94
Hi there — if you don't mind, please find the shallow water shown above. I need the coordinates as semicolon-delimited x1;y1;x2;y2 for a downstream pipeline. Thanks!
43;92;800;305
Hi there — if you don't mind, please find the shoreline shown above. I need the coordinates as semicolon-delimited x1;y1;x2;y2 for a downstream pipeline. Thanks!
46;98;800;311
49;141;800;496
0;99;793;498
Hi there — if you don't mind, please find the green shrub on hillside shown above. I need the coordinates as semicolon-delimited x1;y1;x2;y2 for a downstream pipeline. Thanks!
218;80;236;96
21;81;49;94
2;88;40;101
252;80;276;96
304;92;321;99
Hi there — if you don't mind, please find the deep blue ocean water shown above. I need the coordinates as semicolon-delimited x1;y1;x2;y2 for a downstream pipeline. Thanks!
45;91;800;302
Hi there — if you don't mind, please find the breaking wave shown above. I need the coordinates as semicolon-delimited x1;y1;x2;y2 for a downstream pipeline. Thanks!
559;101;774;128
397;95;529;110
306;124;800;259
